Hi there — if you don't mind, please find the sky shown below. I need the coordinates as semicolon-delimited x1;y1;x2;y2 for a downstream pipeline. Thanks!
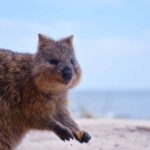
0;0;150;91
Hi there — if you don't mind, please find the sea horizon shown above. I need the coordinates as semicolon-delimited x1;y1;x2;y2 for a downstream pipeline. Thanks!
69;90;150;120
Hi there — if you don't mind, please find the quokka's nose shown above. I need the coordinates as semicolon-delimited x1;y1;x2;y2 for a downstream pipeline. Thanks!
62;67;73;83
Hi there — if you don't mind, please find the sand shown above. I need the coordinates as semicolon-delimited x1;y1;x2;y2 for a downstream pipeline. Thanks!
16;119;150;150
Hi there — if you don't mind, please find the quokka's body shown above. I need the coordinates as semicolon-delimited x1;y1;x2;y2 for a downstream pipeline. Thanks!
0;34;91;150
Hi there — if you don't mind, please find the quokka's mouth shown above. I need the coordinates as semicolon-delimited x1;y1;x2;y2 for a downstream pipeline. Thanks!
63;81;70;85
62;76;72;85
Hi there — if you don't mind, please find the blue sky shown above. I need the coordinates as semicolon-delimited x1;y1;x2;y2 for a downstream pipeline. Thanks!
0;0;150;90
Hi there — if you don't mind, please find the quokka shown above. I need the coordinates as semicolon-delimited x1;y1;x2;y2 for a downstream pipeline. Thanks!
0;34;91;150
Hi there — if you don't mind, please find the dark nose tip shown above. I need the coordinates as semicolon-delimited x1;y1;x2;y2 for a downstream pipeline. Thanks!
62;67;73;83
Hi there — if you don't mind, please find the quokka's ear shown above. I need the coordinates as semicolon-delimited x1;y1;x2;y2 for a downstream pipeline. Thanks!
60;35;74;47
38;33;49;44
38;33;54;51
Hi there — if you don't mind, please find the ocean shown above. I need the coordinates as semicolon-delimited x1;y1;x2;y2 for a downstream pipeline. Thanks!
69;90;150;120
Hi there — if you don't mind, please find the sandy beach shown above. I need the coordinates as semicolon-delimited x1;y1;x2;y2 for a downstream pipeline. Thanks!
16;119;150;150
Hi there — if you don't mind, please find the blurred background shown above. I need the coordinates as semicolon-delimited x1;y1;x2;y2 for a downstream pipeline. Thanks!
0;0;150;120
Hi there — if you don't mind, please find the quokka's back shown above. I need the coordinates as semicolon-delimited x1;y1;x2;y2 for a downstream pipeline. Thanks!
0;49;33;105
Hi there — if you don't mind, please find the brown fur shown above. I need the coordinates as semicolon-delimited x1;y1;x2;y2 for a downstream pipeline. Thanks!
0;34;91;150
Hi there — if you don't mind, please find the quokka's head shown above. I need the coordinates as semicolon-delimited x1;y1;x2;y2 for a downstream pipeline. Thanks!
32;34;81;92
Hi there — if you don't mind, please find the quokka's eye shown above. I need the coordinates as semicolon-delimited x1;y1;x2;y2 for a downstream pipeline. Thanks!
71;59;76;65
49;59;59;65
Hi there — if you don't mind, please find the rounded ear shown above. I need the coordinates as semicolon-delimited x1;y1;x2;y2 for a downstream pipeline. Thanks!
60;35;74;47
38;33;54;51
38;33;49;44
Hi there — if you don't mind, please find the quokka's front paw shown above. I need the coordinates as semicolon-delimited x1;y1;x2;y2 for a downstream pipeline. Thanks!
75;131;91;143
56;127;74;142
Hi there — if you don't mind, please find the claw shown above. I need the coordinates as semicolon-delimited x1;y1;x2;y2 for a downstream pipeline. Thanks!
58;128;74;142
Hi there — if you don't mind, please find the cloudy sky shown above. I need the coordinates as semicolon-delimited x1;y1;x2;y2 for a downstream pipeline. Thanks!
0;0;150;91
